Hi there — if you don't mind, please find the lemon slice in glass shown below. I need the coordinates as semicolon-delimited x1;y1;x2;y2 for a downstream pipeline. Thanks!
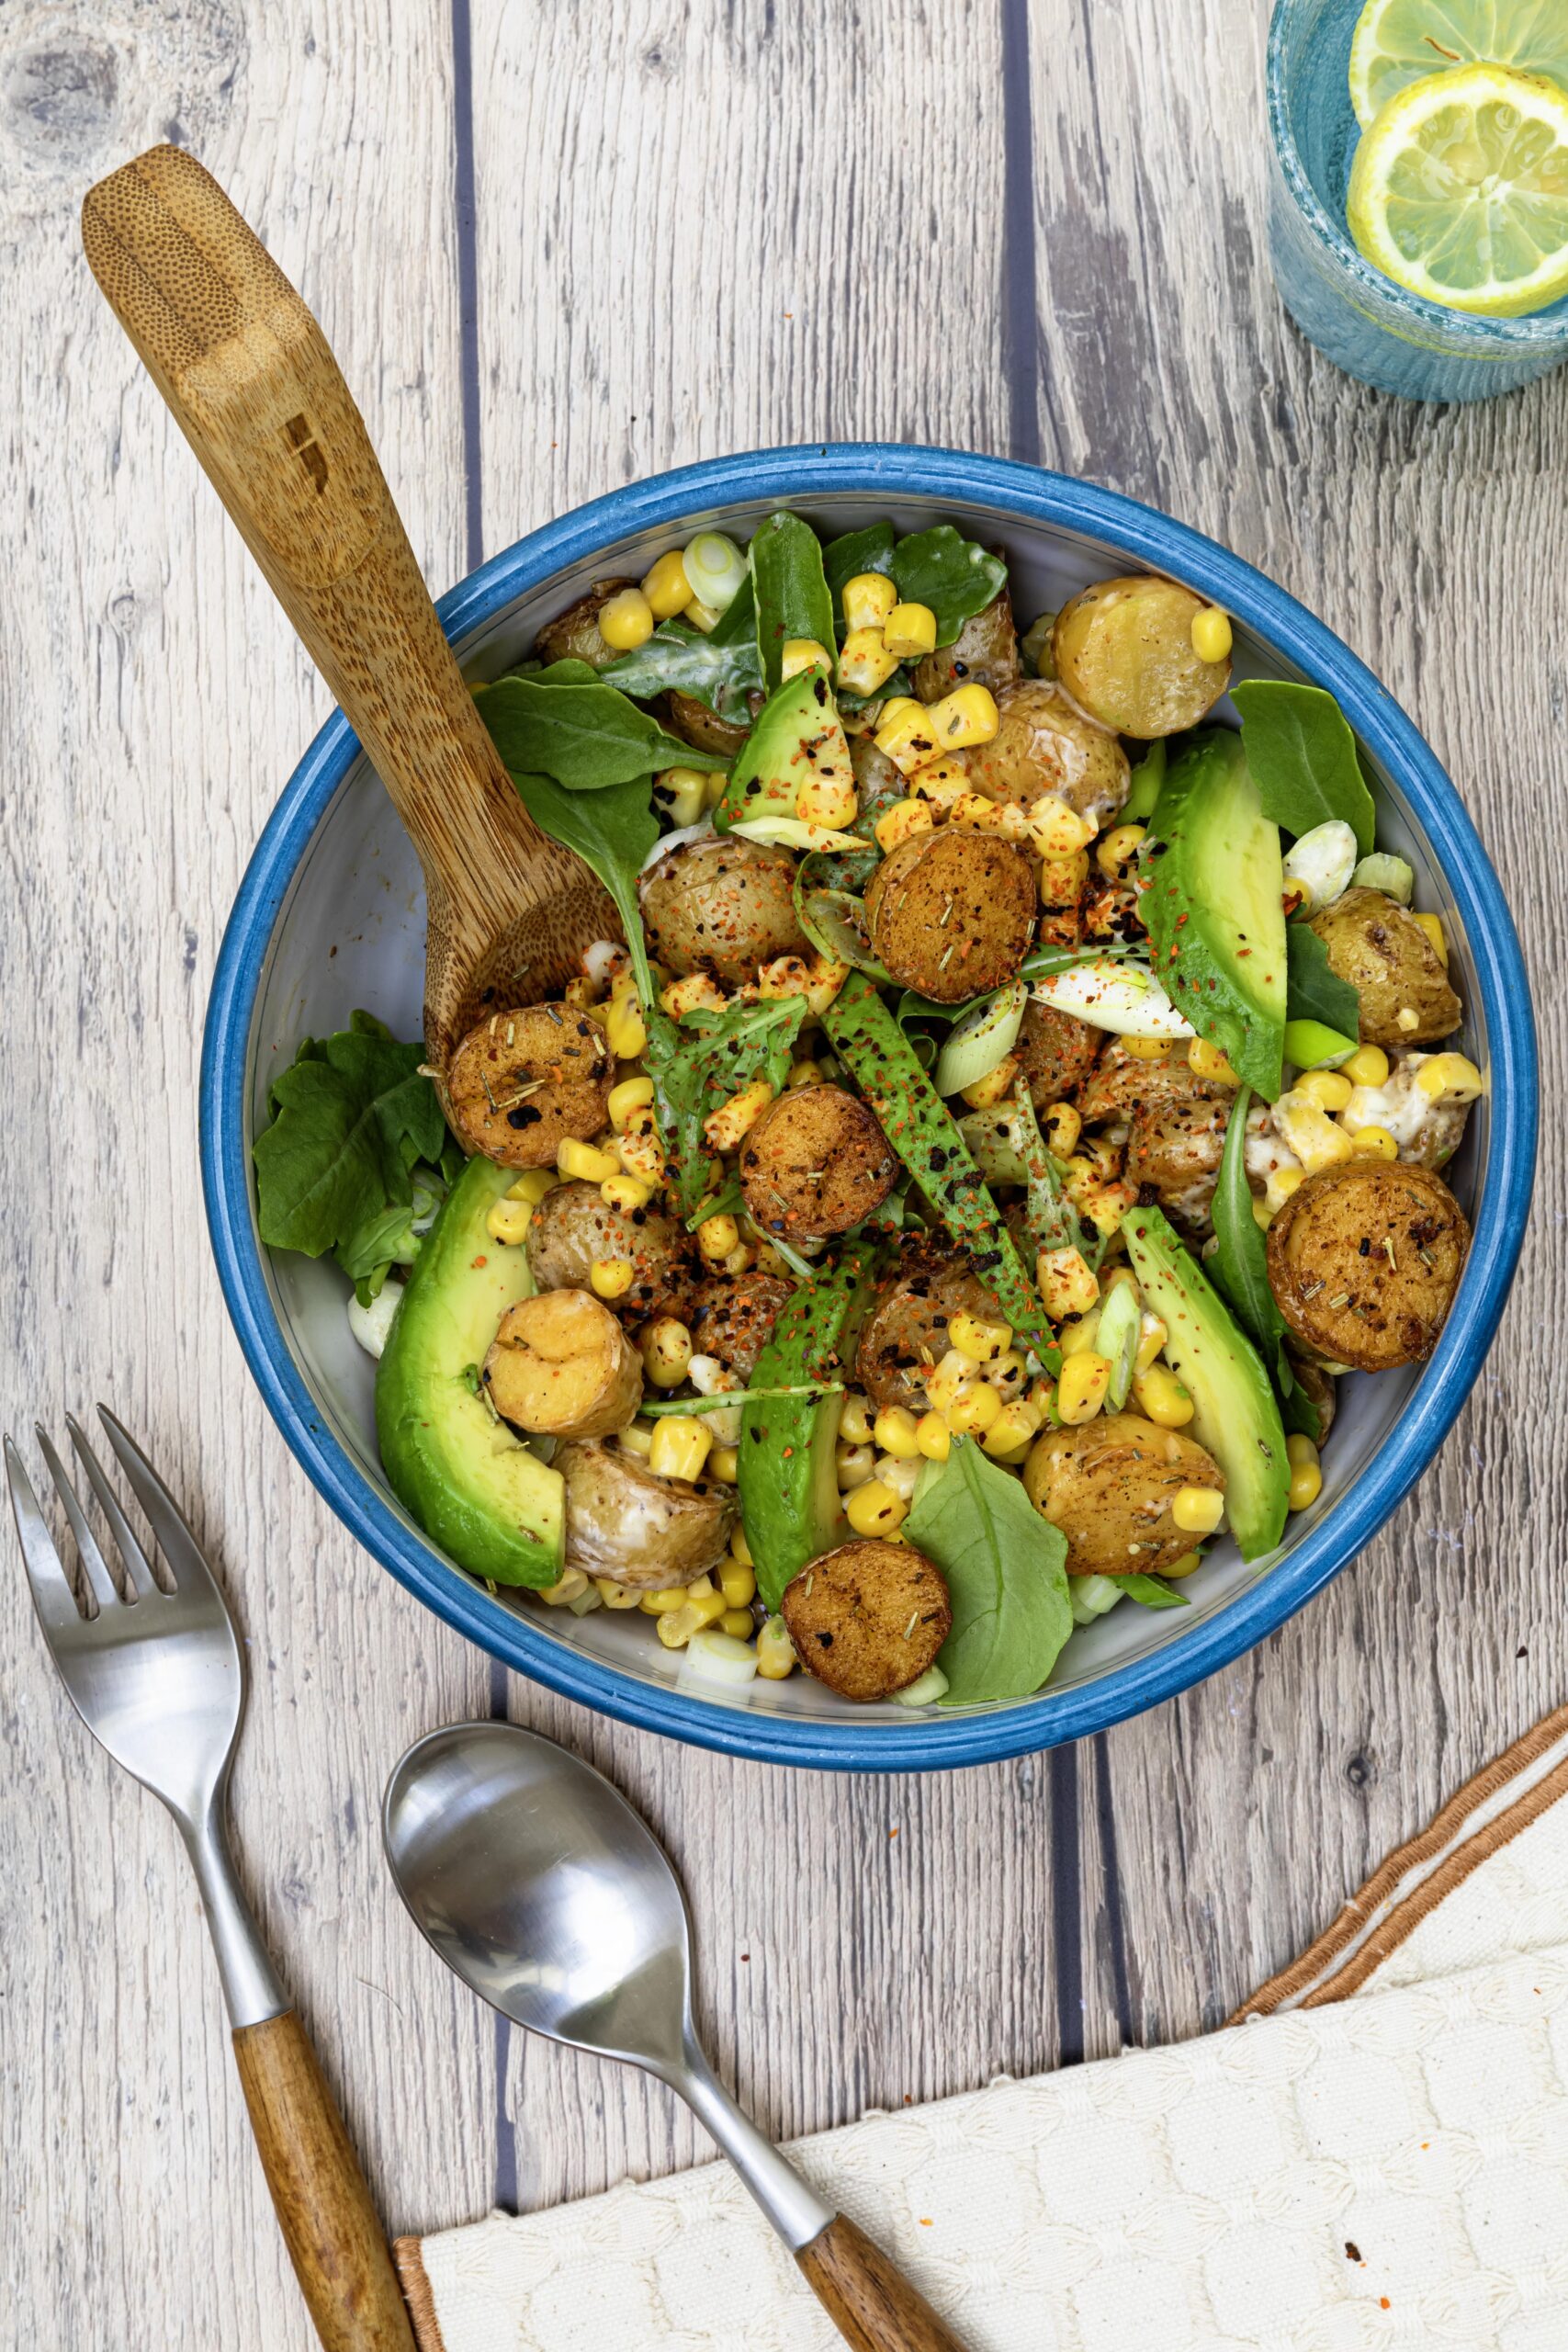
1349;0;1568;128
1347;62;1568;315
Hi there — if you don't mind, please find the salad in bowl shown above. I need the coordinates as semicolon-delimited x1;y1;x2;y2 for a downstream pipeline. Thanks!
253;504;1483;1717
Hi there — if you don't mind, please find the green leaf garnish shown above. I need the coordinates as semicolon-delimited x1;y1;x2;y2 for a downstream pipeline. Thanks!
904;1434;1074;1704
1285;923;1361;1035
479;674;726;789
1232;680;1377;856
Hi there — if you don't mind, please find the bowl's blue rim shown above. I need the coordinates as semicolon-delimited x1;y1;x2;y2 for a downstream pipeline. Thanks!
200;443;1538;1772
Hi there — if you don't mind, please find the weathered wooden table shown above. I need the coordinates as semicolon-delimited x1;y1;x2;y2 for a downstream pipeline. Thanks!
3;3;1562;2343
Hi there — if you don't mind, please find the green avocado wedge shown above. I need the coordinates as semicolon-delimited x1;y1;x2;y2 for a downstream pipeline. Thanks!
714;665;853;832
376;1155;564;1587
1121;1204;1289;1563
1142;729;1287;1101
739;1245;875;1612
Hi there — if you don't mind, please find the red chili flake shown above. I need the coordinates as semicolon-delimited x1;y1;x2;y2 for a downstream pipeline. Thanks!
472;1255;489;1268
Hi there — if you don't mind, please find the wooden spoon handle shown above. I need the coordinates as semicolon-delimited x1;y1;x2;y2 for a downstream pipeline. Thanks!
231;2009;415;2351
797;2213;971;2352
80;143;598;1052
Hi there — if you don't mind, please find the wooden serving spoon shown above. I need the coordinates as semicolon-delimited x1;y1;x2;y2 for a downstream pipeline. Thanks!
81;143;616;1069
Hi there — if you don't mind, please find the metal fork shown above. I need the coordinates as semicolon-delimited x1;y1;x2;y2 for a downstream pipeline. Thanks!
6;1410;414;2352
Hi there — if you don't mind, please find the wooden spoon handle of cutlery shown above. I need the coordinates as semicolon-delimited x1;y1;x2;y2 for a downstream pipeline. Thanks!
797;2213;971;2352
80;143;604;1051
231;2009;416;2352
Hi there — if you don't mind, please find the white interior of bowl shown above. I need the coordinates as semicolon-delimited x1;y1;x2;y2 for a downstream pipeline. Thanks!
243;492;1487;1728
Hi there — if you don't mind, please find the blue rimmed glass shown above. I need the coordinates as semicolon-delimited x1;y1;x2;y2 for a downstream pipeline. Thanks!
1268;0;1568;402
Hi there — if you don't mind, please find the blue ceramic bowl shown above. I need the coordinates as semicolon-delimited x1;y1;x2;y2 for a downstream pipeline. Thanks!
201;446;1537;1770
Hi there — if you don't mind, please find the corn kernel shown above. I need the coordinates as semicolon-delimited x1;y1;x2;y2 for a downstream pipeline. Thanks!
1271;1091;1355;1176
875;1453;920;1501
558;1136;620;1183
599;587;654;650
1043;1101;1082;1158
1286;1433;1319;1469
660;972;726;1020
703;765;730;810
795;768;860;830
1058;1312;1102;1360
648;1416;713;1483
618;1420;655;1458
709;1446;739;1485
838;1391;873;1445
594;1576;643;1609
949;1312;1012;1363
536;1568;590;1607
909;756;970;807
786;1057;822;1091
642;548;693;619
1037;1245;1100;1320
505;1168;558;1205
1188;1035;1239;1085
947;1379;1002;1436
589;1256;634;1300
656;1588;728;1648
842;571;897;630
719;1559;756;1610
615;1114;667;1184
652;765;711;828
1252;1198;1273;1229
781;637;833;680
961;1055;1021;1112
1350;1125;1398;1160
927;683;1000;750
1297;1069;1354;1113
640;1584;696;1613
915;1412;951;1462
705;1078;774;1152
1343;1045;1389;1088
1288;1459;1323;1512
1118;1036;1171;1064
867;1406;919;1461
717;1608;754;1639
982;1397;1044;1459
874;797;936;854
1416;1052;1483;1104
729;1526;754;1568
874;702;942;775
884;601;938;659
485;1194;533;1246
836;1442;876;1490
756;956;811;1005
1134;1313;1168;1374
845;1478;908;1536
604;989;648;1060
1027;797;1097;858
601;1173;651;1215
1096;822;1146;881
696;1212;739;1263
1171;1484;1224;1534
1132;1364;1194;1428
951;790;1030;840
1040;851;1089;906
756;1615;797;1679
836;626;900;697
683;597;723;633
1414;911;1449;964
1266;1162;1307;1207
1057;1352;1111;1425
924;1348;974;1415
1165;1551;1202;1578
805;954;850;1016
722;1241;756;1276
1190;606;1233;664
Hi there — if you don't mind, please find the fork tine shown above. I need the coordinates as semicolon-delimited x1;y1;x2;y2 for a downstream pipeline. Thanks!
35;1427;119;1610
66;1415;158;1598
96;1408;217;1598
5;1437;88;1635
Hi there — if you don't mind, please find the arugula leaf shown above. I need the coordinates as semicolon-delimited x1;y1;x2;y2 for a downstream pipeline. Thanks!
750;512;837;692
823;522;897;613
1286;922;1361;1035
889;526;1008;648
478;675;726;789
254;1026;446;1276
646;995;808;1216
904;1435;1073;1704
1111;1573;1190;1610
507;769;660;1007
599;580;763;720
1010;1085;1095;1262
1233;680;1377;856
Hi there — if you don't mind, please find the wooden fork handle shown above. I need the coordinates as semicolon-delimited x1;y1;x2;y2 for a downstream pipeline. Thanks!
797;2214;971;2352
231;2009;415;2352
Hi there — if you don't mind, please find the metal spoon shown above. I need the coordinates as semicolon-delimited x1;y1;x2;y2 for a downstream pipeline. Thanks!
383;1722;968;2352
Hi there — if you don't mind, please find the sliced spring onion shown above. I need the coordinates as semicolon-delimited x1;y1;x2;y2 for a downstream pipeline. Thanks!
956;1102;1032;1186
890;1663;951;1707
728;817;870;854
682;532;747;613
678;1629;759;1690
1032;958;1193;1039
1095;1281;1142;1410
1282;1018;1358;1070
794;857;889;978
1069;1575;1126;1626
1282;819;1358;914
1350;851;1415;905
933;980;1027;1096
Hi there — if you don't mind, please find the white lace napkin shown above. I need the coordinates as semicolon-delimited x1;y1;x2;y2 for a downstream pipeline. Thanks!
399;1705;1568;2352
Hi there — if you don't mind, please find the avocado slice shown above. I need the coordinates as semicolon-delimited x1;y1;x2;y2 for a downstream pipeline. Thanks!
376;1154;564;1586
1121;1204;1289;1562
715;666;853;831
1142;729;1287;1100
739;1245;875;1611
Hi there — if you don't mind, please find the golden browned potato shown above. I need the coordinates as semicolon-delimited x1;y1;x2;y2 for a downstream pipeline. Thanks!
663;690;754;758
1077;1037;1234;1124
865;829;1036;1004
688;1271;795;1380
638;835;807;986
855;1244;1006;1414
1126;1096;1232;1230
1307;888;1462;1048
1023;1411;1224;1577
848;730;908;827
482;1289;643;1438
556;1437;735;1588
533;577;637;669
739;1085;896;1238
1051;575;1231;736
525;1181;694;1321
963;680;1131;830
1265;1159;1470;1372
910;587;1021;703
1014;999;1102;1112
780;1539;952;1702
446;1005;614;1170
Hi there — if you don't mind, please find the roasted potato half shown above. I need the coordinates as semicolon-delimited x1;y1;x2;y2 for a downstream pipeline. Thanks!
1077;1037;1234;1125
639;834;807;987
1126;1095;1232;1231
963;679;1131;831
1307;888;1462;1048
1023;1411;1224;1577
533;576;637;670
740;1084;896;1238
1265;1159;1470;1372
780;1539;952;1702
865;829;1036;1004
688;1271;795;1380
556;1436;735;1588
1051;575;1231;737
1014;999;1103;1113
662;689;755;758
910;587;1021;703
855;1244;1006;1415
482;1289;643;1439
525;1181;694;1322
446;1005;614;1169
